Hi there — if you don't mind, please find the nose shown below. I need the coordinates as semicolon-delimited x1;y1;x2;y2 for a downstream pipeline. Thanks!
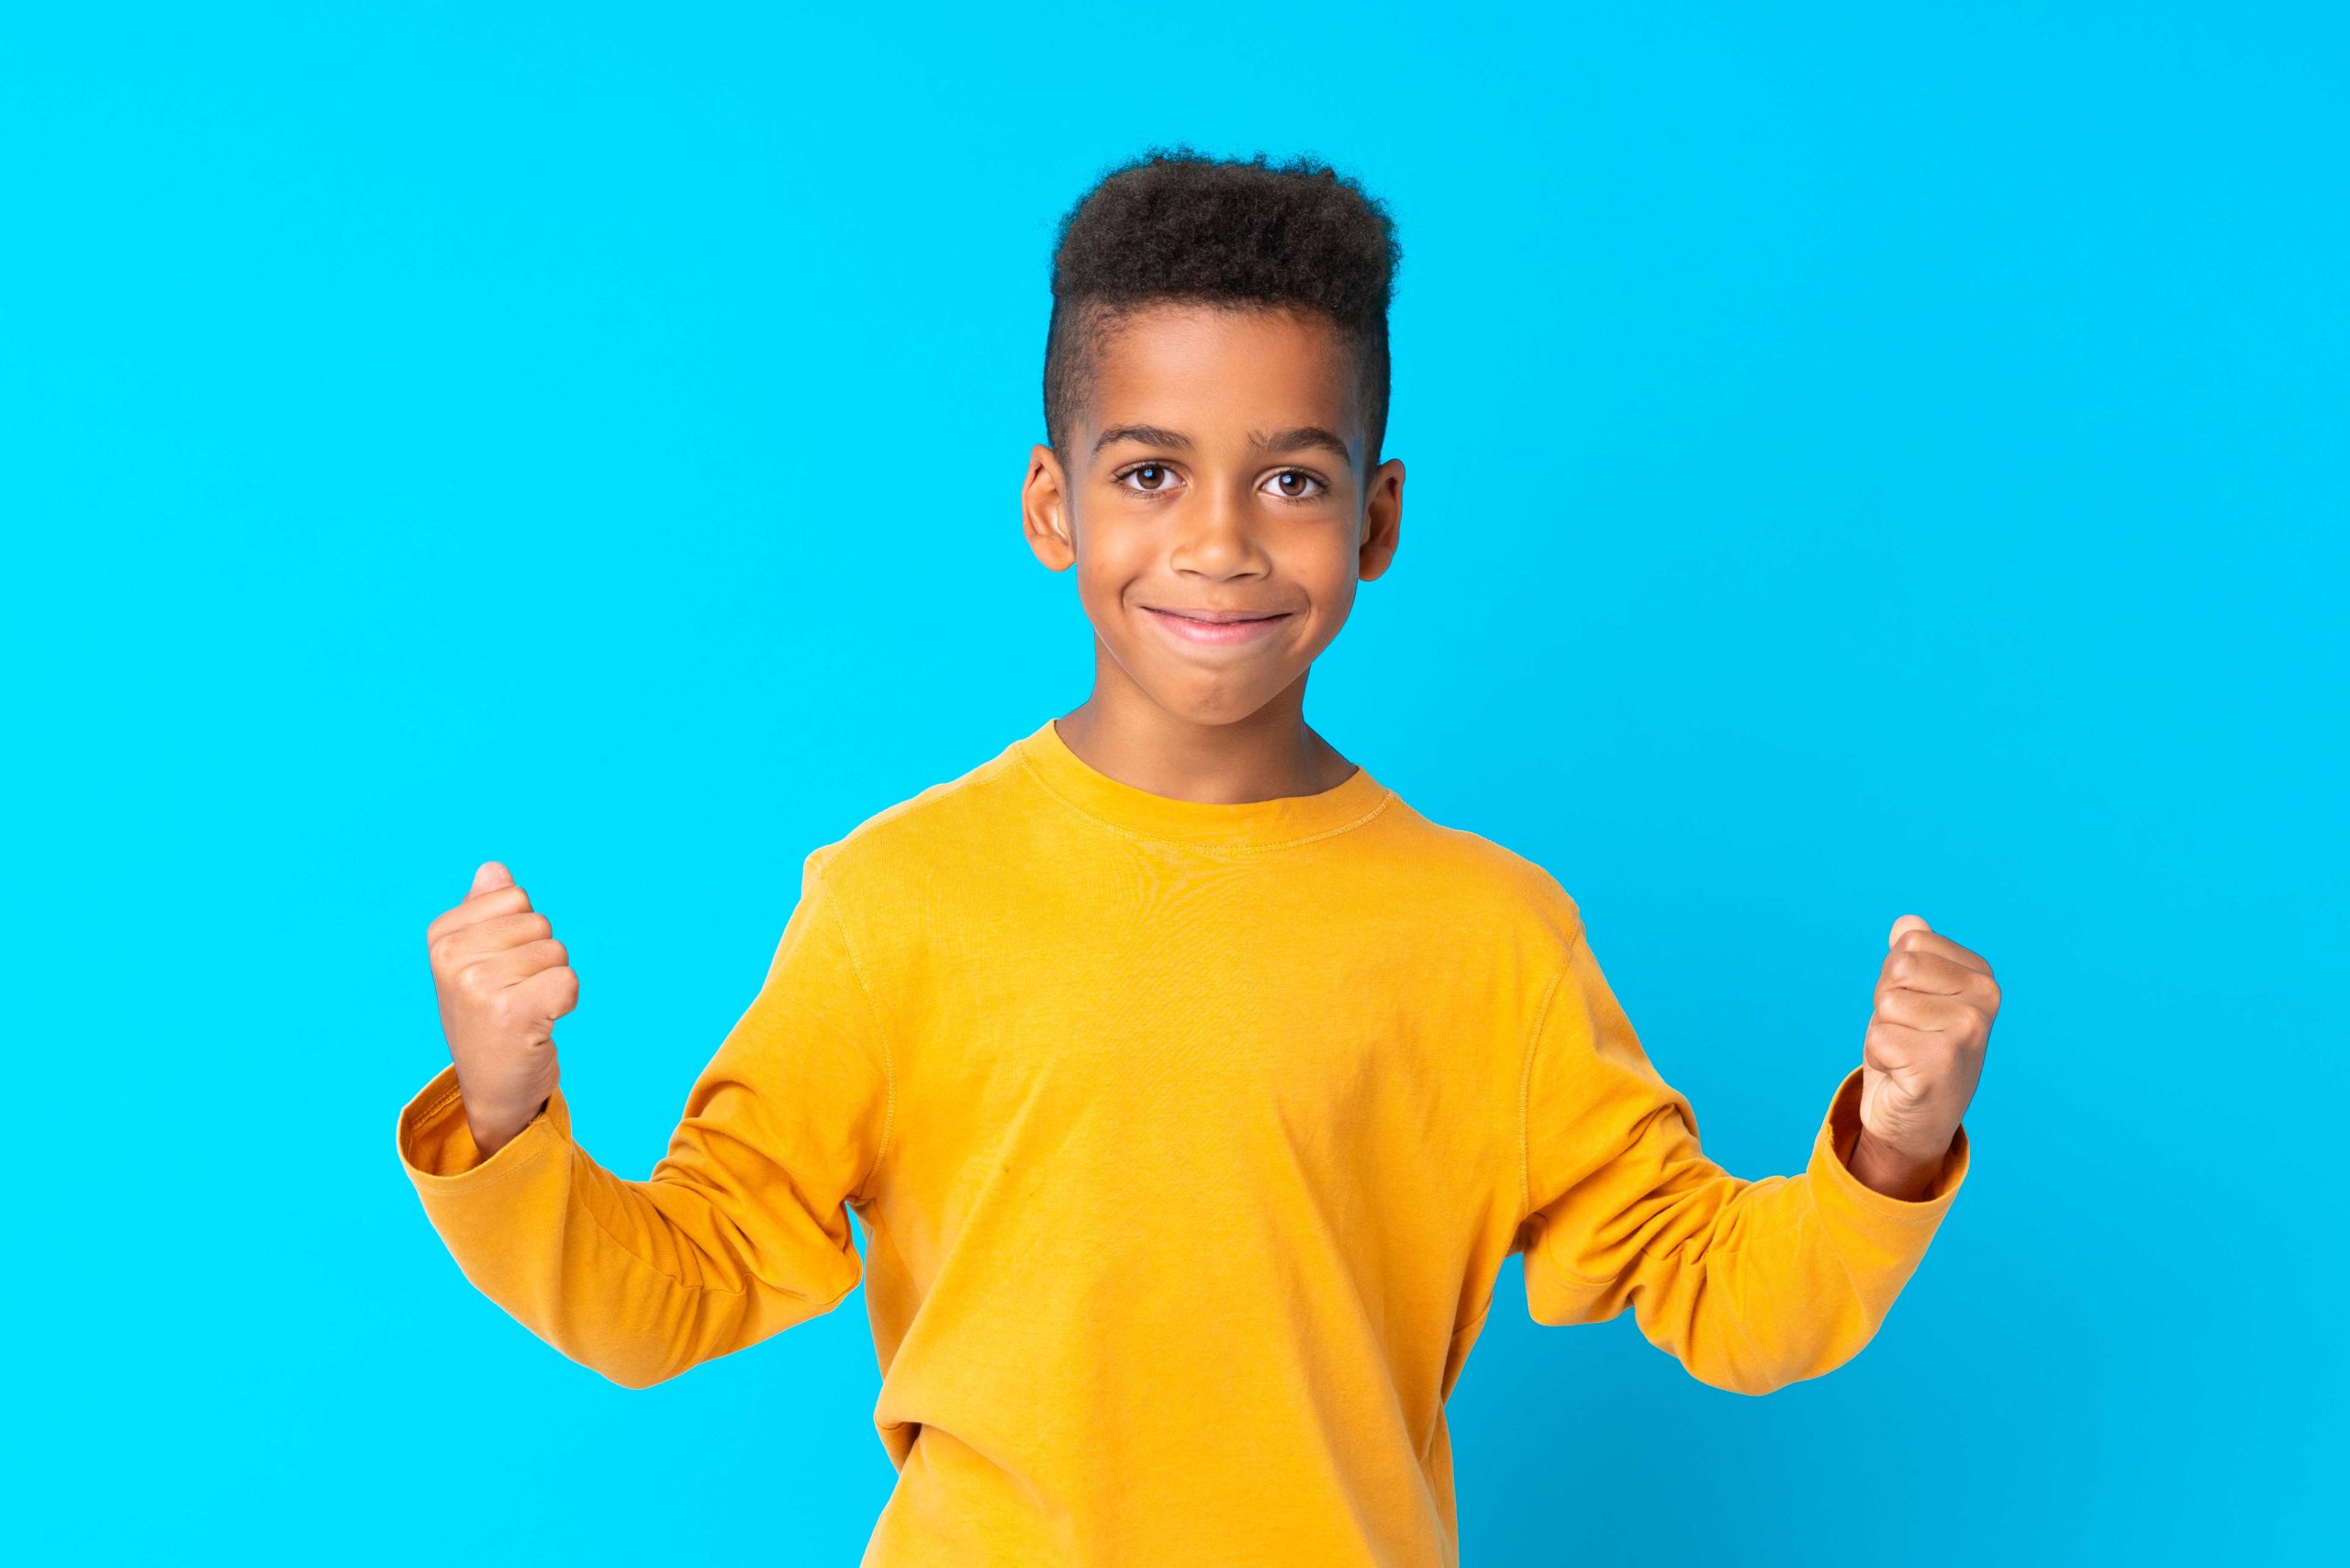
1169;474;1269;578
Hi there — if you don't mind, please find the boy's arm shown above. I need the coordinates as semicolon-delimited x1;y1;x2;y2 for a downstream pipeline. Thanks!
1514;923;1970;1396
396;852;893;1389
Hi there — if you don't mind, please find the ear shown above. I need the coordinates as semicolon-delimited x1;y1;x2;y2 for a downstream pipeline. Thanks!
1357;455;1404;582
1023;442;1077;571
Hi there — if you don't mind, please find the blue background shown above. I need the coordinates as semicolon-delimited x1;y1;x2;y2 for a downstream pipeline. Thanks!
5;3;2341;1562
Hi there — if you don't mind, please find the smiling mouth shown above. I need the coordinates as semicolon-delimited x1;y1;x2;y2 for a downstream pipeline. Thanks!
1145;608;1288;623
1140;606;1293;647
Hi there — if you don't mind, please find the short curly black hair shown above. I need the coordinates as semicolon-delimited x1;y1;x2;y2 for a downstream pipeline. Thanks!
1042;146;1402;465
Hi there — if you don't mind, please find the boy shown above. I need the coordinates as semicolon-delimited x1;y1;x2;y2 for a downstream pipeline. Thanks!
399;149;1996;1565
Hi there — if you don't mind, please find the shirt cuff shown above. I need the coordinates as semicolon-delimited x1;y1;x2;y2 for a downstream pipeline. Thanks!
1807;1063;1970;1245
396;1061;574;1192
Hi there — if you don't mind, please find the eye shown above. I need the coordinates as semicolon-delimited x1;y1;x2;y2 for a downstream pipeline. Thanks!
1114;462;1182;496
1265;469;1328;502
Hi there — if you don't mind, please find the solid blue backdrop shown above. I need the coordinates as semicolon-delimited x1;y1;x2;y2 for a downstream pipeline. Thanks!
4;2;2341;1562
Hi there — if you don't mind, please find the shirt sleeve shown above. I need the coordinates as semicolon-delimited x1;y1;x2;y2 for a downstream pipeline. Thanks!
394;850;895;1389
1514;921;1969;1395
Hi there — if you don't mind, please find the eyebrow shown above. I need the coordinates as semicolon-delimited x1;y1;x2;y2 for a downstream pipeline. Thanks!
1091;423;1192;455
1091;423;1355;464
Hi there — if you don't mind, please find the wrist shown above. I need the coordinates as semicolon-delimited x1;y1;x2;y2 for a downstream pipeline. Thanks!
1846;1126;1952;1203
464;1093;549;1161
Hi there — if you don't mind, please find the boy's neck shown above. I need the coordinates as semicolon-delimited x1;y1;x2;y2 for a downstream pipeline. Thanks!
1052;693;1358;807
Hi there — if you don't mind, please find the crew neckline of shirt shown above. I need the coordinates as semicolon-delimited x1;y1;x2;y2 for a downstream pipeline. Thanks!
1013;717;1395;850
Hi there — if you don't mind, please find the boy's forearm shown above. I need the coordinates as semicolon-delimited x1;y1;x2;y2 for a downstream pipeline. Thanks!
396;1063;863;1388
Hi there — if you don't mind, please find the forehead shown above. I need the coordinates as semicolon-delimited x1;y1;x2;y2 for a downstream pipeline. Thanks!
1083;302;1361;447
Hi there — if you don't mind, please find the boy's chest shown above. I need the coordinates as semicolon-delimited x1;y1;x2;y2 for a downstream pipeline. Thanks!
878;855;1528;1204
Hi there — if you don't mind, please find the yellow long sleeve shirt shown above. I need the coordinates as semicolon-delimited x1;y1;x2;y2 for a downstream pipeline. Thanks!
396;717;1970;1565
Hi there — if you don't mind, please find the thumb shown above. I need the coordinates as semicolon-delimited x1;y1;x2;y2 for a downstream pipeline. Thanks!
471;859;516;897
1888;913;1933;949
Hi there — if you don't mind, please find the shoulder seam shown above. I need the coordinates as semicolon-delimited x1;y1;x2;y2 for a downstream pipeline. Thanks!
823;750;1029;861
809;856;895;1204
1518;957;1572;1224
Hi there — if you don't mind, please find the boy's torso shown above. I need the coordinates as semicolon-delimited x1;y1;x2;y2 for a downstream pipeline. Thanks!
823;722;1583;1565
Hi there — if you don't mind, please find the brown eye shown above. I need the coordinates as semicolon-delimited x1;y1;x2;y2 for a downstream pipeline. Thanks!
1117;463;1181;497
1267;469;1326;501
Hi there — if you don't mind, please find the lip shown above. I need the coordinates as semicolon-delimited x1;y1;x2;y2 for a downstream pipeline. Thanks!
1140;606;1293;647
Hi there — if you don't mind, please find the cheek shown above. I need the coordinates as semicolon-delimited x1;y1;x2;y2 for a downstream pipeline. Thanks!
1071;528;1152;603
1293;543;1363;607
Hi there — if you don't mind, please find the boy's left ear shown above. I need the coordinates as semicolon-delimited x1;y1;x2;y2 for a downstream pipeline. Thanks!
1022;443;1077;571
1358;456;1404;582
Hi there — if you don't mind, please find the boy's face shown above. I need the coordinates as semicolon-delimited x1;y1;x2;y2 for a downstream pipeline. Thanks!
1022;302;1404;729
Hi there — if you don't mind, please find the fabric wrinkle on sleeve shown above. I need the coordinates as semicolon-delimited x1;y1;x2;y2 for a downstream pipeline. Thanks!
1514;922;1970;1396
394;850;895;1389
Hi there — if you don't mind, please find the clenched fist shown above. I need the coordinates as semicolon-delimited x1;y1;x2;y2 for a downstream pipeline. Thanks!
1852;914;1998;1199
425;860;578;1159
